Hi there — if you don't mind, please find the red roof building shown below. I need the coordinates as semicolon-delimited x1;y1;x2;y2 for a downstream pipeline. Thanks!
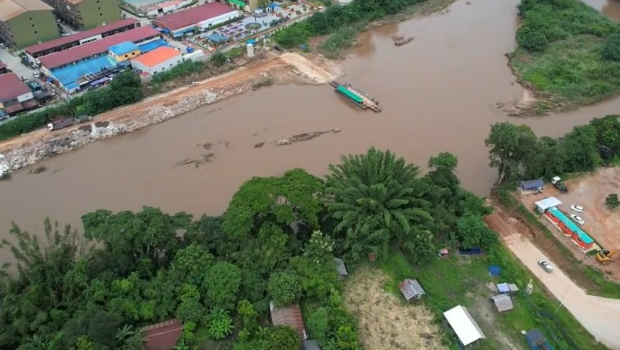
0;73;31;102
141;319;183;350
269;302;307;340
152;2;236;33
24;19;139;58
39;26;161;70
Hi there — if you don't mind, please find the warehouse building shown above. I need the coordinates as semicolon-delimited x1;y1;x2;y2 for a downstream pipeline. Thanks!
152;2;239;38
131;46;182;79
0;73;38;115
39;25;161;72
0;0;59;49
25;18;139;60
41;0;121;30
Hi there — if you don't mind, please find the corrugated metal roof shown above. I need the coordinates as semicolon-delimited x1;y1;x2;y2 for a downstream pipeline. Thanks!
0;73;31;101
534;196;562;211
520;179;544;190
444;305;486;346
334;257;348;276
398;279;425;301
270;302;306;339
109;41;139;56
491;294;514;312
336;86;363;103
25;19;139;55
40;26;160;70
152;2;236;31
548;207;594;244
141;319;183;350
0;0;52;21
132;46;180;67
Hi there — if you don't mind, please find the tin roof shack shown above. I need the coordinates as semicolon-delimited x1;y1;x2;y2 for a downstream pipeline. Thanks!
443;305;486;347
141;319;183;350
398;279;426;301
490;294;514;313
269;302;307;340
496;283;519;294
334;257;348;279
519;179;544;194
534;196;562;214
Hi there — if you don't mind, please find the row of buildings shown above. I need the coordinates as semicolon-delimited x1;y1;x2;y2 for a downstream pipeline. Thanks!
0;65;51;117
0;0;121;48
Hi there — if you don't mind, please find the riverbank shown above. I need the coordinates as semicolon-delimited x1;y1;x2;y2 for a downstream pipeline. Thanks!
0;52;342;173
508;0;620;114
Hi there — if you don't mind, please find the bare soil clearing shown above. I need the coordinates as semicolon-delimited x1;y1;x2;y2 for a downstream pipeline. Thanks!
517;169;620;283
344;267;446;350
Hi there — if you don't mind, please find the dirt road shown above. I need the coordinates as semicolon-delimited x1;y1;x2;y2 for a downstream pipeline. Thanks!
487;210;620;350
0;57;288;154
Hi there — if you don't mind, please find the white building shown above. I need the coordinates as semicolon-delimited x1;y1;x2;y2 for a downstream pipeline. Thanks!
142;0;192;17
443;305;486;347
131;46;183;78
152;2;240;38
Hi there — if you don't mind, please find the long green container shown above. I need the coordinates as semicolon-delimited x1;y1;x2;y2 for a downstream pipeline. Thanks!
336;86;364;104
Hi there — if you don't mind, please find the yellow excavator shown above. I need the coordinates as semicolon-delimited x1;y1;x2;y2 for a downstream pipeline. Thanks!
596;249;618;264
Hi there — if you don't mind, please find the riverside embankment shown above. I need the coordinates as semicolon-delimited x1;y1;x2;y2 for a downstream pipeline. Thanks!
2;0;620;239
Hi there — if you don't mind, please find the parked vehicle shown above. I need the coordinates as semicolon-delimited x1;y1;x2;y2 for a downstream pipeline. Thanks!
188;81;198;87
274;45;284;52
47;118;76;131
551;176;567;193
538;260;553;273
570;214;585;225
570;205;584;213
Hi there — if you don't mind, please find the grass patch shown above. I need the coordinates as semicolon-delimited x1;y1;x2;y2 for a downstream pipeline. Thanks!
225;47;244;59
319;25;363;59
251;77;274;90
378;248;609;350
509;0;620;112
583;265;620;298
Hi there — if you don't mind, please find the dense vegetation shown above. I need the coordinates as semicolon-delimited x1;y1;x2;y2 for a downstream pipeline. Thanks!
273;0;435;52
510;0;620;111
0;148;498;350
150;61;205;84
0;71;143;141
485;115;620;184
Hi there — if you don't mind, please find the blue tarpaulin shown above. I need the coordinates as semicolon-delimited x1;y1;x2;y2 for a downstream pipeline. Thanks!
247;39;257;45
488;265;501;277
268;2;278;8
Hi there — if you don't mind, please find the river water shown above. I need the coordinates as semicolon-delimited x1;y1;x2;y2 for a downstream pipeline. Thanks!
2;0;620;243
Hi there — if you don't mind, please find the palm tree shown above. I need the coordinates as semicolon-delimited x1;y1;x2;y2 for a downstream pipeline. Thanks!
325;148;433;262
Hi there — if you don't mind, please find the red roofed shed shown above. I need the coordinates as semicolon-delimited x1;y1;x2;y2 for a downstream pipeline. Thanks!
152;2;236;32
39;26;160;70
269;302;307;339
25;19;139;58
141;319;183;350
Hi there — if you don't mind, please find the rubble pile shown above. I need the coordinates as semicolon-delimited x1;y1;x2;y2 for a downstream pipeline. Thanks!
0;154;10;180
4;90;219;172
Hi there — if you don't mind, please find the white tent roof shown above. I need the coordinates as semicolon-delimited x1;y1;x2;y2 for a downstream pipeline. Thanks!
443;305;486;346
534;196;562;211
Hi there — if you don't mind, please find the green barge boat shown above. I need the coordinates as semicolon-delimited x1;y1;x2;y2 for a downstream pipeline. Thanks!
330;81;381;112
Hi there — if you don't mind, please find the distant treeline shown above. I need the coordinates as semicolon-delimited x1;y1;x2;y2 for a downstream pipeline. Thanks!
486;115;620;184
274;0;428;48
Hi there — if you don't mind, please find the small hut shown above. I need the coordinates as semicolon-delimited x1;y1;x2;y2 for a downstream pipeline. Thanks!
140;319;183;350
269;302;307;339
491;294;514;312
496;282;519;294
334;258;348;279
519;179;544;194
398;278;426;301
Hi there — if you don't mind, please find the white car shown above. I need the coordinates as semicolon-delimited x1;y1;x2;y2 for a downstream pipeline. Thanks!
188;81;198;87
570;214;585;225
570;205;584;213
538;260;554;273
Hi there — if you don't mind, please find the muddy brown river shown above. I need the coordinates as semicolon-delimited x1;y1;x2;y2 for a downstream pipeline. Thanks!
2;0;620;247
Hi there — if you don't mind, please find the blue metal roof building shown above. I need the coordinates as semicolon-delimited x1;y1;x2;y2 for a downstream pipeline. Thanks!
109;42;140;56
548;207;593;244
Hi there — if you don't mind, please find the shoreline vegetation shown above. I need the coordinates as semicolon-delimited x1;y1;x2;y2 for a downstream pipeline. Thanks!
274;0;458;58
509;0;620;114
0;149;609;350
